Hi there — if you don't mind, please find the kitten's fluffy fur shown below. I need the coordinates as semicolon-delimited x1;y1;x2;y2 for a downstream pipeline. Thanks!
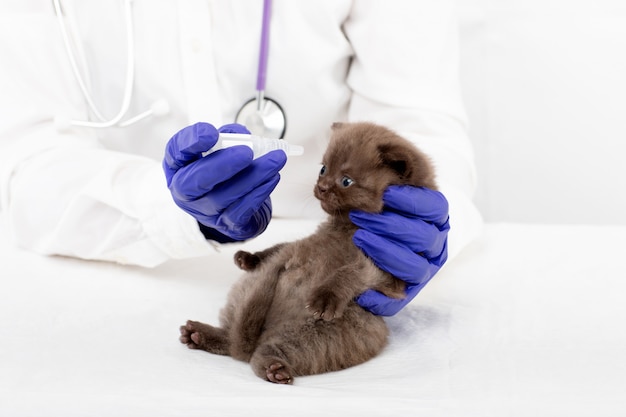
179;122;437;384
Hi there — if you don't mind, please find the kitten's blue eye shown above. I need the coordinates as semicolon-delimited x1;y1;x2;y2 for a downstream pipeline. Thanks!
320;165;327;176
341;176;354;188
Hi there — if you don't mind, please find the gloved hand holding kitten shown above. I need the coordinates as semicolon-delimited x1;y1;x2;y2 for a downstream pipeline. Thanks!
163;122;287;242
351;186;449;316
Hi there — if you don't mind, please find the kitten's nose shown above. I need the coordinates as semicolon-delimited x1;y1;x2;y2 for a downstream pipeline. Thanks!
316;184;328;194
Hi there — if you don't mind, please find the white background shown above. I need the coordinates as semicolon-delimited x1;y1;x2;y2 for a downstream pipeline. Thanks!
457;0;626;224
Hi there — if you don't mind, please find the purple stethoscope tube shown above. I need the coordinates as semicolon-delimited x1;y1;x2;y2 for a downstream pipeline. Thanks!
235;0;287;138
256;0;272;95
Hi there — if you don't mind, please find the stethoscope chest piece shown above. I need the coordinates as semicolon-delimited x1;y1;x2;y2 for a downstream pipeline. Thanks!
236;96;286;139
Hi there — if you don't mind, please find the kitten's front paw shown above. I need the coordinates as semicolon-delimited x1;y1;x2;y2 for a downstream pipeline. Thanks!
234;250;261;271
306;290;345;321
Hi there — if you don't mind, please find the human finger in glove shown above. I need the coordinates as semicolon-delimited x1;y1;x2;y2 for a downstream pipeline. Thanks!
163;122;287;242
351;185;450;316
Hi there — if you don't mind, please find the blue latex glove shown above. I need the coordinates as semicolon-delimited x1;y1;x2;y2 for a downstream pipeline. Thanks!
350;185;450;316
163;122;287;242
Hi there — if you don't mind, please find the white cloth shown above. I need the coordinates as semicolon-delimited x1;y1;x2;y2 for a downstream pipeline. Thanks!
0;0;481;267
1;221;625;416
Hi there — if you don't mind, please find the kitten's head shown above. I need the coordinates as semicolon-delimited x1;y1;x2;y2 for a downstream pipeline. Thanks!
314;122;437;215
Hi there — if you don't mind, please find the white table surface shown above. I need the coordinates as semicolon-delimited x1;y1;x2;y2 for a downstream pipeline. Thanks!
1;220;625;416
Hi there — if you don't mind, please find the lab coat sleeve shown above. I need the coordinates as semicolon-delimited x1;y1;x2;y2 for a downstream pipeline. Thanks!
343;0;483;259
0;7;213;267
0;127;215;268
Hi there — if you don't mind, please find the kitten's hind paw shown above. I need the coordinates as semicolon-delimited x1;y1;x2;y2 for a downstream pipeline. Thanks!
234;250;261;271
179;320;204;349
179;320;229;355
266;362;293;385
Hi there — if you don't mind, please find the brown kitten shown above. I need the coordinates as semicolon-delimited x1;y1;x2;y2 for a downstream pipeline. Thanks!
179;122;437;384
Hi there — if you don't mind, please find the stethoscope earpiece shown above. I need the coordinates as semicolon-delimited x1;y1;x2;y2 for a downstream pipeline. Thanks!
150;98;170;117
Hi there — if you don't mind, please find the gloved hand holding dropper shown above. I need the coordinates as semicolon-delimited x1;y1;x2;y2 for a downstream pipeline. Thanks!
163;122;287;242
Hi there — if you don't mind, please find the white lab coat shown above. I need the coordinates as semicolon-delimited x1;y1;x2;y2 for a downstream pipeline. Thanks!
0;0;482;267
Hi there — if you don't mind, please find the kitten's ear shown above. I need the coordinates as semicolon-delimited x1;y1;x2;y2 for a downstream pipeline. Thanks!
377;143;412;180
378;142;437;189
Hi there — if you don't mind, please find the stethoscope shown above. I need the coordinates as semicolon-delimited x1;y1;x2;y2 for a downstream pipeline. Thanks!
53;0;286;139
235;0;286;139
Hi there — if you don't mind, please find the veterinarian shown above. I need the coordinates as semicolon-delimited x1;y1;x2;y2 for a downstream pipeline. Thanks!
0;0;482;316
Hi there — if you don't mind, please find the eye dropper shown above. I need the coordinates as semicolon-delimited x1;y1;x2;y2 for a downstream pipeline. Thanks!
202;133;304;159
